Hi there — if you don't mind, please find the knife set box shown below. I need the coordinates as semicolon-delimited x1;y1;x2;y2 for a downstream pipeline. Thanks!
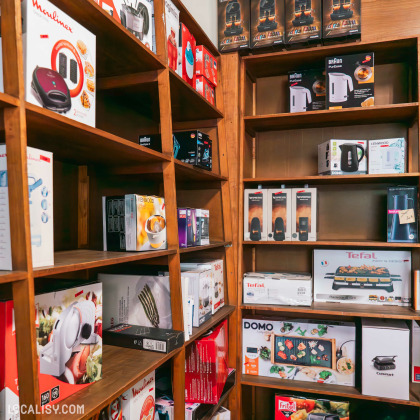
173;130;212;171
244;189;268;241
291;188;317;242
267;188;292;242
165;0;180;72
368;138;406;174
178;23;196;88
314;249;412;306
323;0;361;40
178;208;210;248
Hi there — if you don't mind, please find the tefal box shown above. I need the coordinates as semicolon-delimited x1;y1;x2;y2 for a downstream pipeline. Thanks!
22;0;96;127
165;0;180;71
196;75;215;105
173;130;212;171
368;138;406;175
362;319;409;400
244;189;268;241
178;23;196;88
291;188;317;242
323;0;361;40
267;188;292;241
196;45;218;87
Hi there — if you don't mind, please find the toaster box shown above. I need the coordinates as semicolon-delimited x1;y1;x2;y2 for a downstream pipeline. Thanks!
173;130;212;171
314;249;412;306
178;23;196;88
412;321;420;383
368;138;406;175
218;0;250;52
196;45;218;87
326;52;374;109
318;139;367;175
165;0;180;71
291;188;317;242
244;189;268;241
362;319;409;401
242;318;356;387
196;209;210;245
22;0;96;127
387;186;418;243
288;69;326;113
267;188;292;241
178;207;188;248
323;0;361;40
196;75;215;105
250;0;285;49
285;0;322;45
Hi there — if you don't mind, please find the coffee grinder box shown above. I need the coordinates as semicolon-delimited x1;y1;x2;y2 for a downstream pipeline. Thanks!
313;249;412;306
368;138;406;174
288;69;326;113
250;0;285;49
218;0;250;52
285;0;322;45
196;45;218;87
291;188;317;242
178;23;196;88
244;189;268;241
323;0;361;40
165;0;180;71
173;130;212;171
326;52;375;109
267;188;292;241
196;209;210;245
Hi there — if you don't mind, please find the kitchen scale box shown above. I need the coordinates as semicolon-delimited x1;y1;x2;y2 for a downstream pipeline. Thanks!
368;138;406;174
267;188;292;241
323;0;361;40
244;189;268;241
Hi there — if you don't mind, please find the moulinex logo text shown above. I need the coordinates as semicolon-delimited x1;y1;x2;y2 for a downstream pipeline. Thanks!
32;0;73;33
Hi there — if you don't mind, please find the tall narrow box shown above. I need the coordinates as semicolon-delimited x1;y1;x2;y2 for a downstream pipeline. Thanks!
102;195;126;251
165;0;180;71
412;321;420;383
267;188;292;242
178;208;188;248
244;189;267;241
178;23;196;88
291;188;317;241
196;209;210;245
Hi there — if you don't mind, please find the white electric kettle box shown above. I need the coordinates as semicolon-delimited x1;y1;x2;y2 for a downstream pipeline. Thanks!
368;138;406;174
289;69;325;113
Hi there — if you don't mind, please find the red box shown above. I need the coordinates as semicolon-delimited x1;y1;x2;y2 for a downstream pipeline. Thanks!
195;45;217;87
178;23;196;88
196;76;215;106
185;320;228;404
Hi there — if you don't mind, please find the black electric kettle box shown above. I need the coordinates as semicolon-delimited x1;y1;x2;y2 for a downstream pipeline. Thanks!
244;189;268;241
323;0;361;40
173;130;212;171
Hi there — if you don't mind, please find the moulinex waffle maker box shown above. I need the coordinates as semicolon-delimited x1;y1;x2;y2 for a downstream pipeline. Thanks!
22;0;96;127
314;249;412;306
121;372;155;419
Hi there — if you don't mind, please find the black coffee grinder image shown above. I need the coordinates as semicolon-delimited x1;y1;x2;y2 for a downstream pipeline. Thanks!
372;356;397;371
293;0;314;27
224;0;243;36
298;217;309;241
250;217;262;240
330;0;353;21
273;217;285;241
258;0;278;32
339;143;364;172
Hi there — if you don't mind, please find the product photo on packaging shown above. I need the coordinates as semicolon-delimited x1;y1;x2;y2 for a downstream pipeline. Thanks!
178;23;196;88
244;189;268;241
267;188;292;241
368;138;406;174
323;0;361;40
289;69;326;112
291;188;317;241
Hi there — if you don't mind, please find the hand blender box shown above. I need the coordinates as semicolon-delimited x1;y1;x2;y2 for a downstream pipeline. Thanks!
178;23;196;88
22;0;96;127
196;75;215;105
313;249;412;306
368;138;406;174
323;0;361;40
178;207;188;248
244;189;268;241
187;208;198;247
291;188;317;242
326;52;375;109
165;0;180;71
267;188;292;241
173;130;212;171
196;209;210;245
250;0;285;49
387;186;418;243
196;45;218;87
218;0;250;52
412;321;420;383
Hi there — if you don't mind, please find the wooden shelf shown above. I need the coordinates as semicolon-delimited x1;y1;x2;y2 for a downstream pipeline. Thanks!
179;242;231;253
0;271;27;284
243;240;420;248
0;92;19;108
175;160;228;182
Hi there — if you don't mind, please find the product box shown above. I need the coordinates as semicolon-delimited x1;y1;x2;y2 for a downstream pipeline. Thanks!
196;75;215;105
185;320;229;404
291;188;317;241
412;321;420;383
368;138;406;174
275;395;350;419
138;133;162;152
244;189;268;241
196;209;210;245
196;45;218;87
285;0;322;45
165;0;180;71
318;139;367;175
173;131;212;170
178;23;196;88
323;0;361;40
267;188;292;241
212;407;231;420
362;319;409;400
218;0;250;52
326;52;374;109
178;208;188;248
313;249;412;306
289;69;326;112
22;0;96;127
95;396;123;420
187;208;198;247
155;396;174;420
181;276;193;341
243;272;312;306
121;372;155;419
387;186;418;243
102;195;126;252
242;318;356;387
250;0;285;48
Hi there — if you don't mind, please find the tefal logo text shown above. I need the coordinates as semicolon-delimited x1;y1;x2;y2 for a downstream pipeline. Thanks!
345;251;377;259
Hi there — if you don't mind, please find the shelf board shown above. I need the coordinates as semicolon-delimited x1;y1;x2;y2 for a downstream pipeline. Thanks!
179;242;231;254
175;160;228;182
243;240;420;248
241;375;420;407
0;271;27;284
0;92;20;108
34;249;177;278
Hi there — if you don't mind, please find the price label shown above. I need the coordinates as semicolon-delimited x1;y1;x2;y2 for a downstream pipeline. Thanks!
399;209;415;224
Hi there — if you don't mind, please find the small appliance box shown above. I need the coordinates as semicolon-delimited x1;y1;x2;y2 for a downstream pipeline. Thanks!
412;321;420;383
178;207;188;248
196;75;215;105
326;52;375;109
196;45;218;87
155;396;174;420
212;407;231;420
288;69;326;113
244;189;268;241
368;138;406;174
285;0;322;45
250;0;285;49
196;209;210;245
22;0;96;127
138;133;162;153
185;320;229;404
387;186;418;243
291;188;317;242
187;208;198;247
313;249;412;306
178;23;196;88
165;0;180;71
362;319;409;401
323;0;361;40
102;195;126;252
318;139;367;175
173;130;212;171
242;318;356;387
243;272;312;306
267;188;292;241
218;0;250;52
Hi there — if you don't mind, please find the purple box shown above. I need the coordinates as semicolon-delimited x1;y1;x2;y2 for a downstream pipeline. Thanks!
187;208;198;247
178;208;188;248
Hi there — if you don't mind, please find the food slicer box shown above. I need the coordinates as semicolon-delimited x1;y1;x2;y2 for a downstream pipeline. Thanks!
368;138;406;174
173;130;212;171
323;0;361;40
178;208;188;248
242;318;356;387
22;0;96;127
362;319;409;400
165;0;180;71
196;209;210;245
412;321;420;383
267;188;292;241
177;23;196;88
196;45;218;87
291;188;317;242
313;249;412;306
196;75;215;105
244;189;268;241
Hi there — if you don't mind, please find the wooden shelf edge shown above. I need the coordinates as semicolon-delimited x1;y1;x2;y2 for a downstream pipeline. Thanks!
179;242;231;253
0;270;27;284
175;159;228;182
242;240;420;248
0;92;20;107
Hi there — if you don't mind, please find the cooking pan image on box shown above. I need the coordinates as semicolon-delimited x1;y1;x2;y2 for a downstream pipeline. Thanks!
372;355;397;370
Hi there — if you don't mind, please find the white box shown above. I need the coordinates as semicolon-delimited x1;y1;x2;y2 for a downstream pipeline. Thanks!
368;138;406;174
244;189;268;241
212;407;231;420
362;319;409;400
196;209;209;245
291;188;317;242
267;189;292;242
165;0;180;72
314;249;412;306
156;396;174;419
412;321;420;383
318;140;367;175
243;272;312;306
22;0;96;127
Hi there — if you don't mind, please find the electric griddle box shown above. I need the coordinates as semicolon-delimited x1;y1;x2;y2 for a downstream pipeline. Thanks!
323;0;361;41
362;319;409;401
291;188;317;242
244;189;268;241
313;249;412;306
267;188;292;241
173;130;212;171
22;0;96;127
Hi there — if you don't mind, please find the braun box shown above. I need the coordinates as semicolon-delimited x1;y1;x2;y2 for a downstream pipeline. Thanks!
368;138;406;174
267;189;292;241
244;189;268;241
291;188;317;242
323;0;361;40
318;139;367;175
314;249;412;306
362;319;409;401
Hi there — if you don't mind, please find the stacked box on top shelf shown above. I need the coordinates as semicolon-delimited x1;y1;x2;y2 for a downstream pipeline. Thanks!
196;45;217;104
178;24;196;88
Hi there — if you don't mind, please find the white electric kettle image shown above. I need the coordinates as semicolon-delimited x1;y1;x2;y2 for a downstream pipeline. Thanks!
290;86;312;113
382;147;401;169
329;72;354;103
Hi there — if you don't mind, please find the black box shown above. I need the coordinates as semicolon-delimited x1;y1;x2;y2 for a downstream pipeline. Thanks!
102;196;125;251
288;69;325;112
103;324;185;353
173;130;212;170
139;134;162;152
323;0;361;40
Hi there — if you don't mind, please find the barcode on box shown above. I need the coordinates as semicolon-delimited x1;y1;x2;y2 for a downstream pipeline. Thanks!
143;338;166;353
